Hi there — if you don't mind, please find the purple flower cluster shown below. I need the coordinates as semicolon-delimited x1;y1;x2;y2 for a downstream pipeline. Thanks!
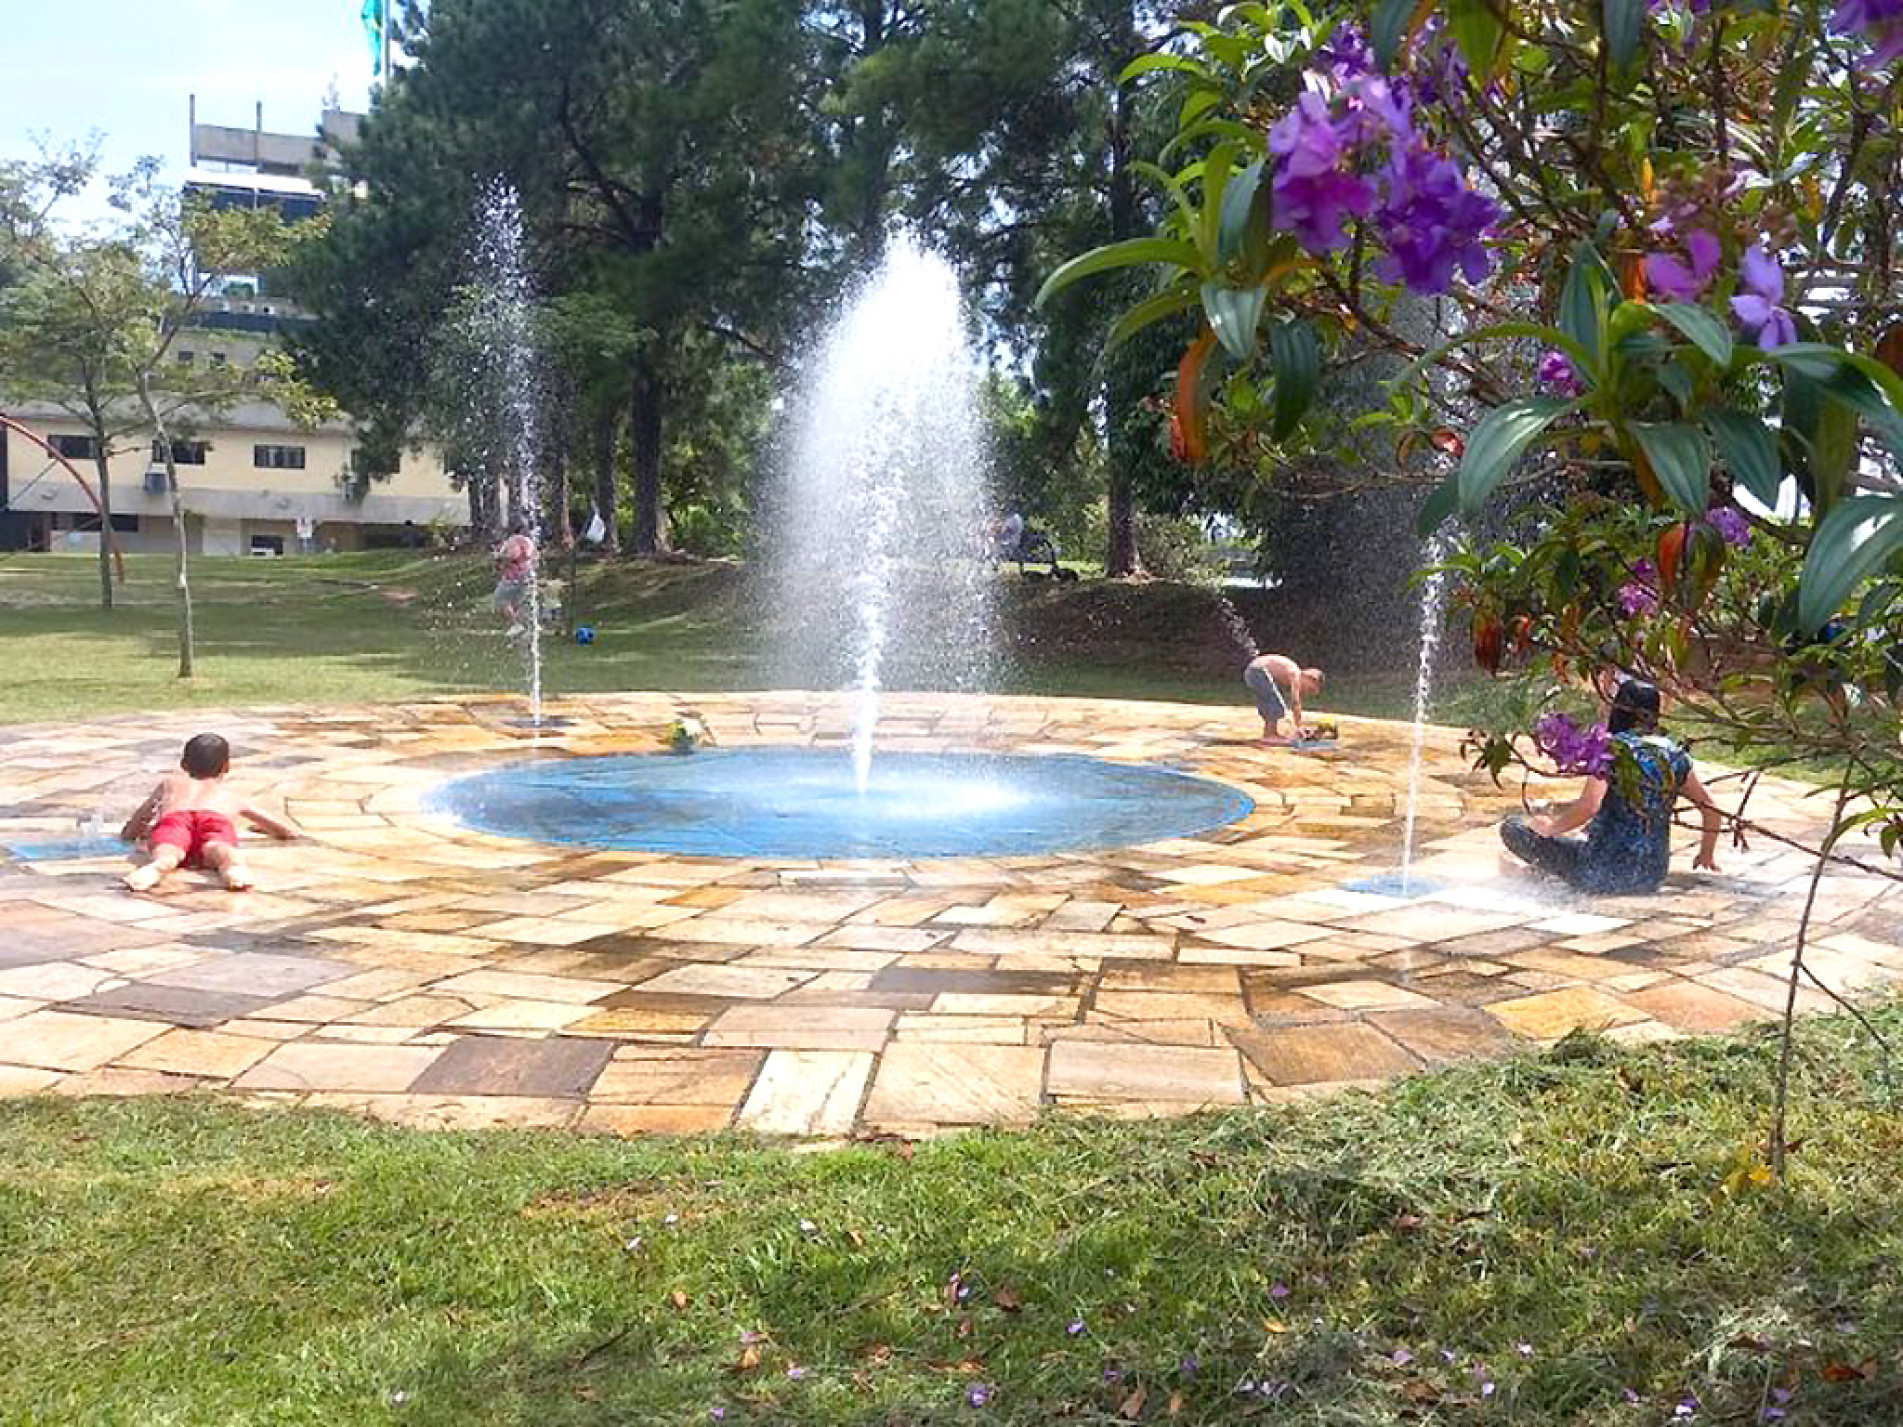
1267;33;1497;294
1831;0;1903;65
1538;349;1583;394
1645;228;1721;301
1707;505;1752;547
1534;712;1612;775
1619;582;1660;616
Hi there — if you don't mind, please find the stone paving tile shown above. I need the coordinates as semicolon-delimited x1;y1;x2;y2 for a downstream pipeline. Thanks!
1365;1007;1515;1065
1484;986;1649;1040
1228;1023;1421;1085
579;1103;736;1135
0;1063;65;1096
116;1028;277;1080
703;1005;895;1051
635;963;817;1000
1294;979;1440;1011
4;1009;168;1071
51;1066;201;1097
1045;1040;1244;1105
591;1047;763;1105
235;1041;446;1094
411;1035;614;1098
429;969;624;1004
306;1092;580;1132
144;951;356;999
862;1043;1045;1127
1622;979;1773;1033
736;1050;875;1135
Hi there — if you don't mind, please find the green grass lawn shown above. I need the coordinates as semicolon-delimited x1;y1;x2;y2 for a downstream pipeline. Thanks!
0;553;1421;725
2;1012;1898;1424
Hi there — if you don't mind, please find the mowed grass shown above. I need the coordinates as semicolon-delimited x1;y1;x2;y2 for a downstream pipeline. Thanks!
0;553;1419;725
2;1012;1900;1426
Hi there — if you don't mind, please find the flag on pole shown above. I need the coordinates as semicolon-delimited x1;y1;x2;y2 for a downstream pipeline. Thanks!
361;0;386;77
584;509;608;545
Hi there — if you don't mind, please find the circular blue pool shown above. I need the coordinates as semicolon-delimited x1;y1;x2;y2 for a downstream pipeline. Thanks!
427;749;1252;859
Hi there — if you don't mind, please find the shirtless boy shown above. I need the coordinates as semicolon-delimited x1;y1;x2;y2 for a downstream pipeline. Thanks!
1242;652;1325;744
120;733;300;892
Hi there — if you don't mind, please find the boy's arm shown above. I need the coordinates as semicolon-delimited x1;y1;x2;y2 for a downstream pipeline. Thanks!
121;787;162;842
1681;771;1723;871
240;803;303;841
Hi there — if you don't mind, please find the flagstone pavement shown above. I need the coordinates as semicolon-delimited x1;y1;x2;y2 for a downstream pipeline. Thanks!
1;691;1896;1139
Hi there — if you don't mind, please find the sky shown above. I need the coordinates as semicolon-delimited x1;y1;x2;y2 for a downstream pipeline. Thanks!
0;0;380;223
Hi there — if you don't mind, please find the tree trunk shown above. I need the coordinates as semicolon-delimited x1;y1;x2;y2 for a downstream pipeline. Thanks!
592;404;621;555
136;380;193;679
628;359;665;556
469;475;498;543
1101;73;1144;580
549;438;573;548
92;444;114;610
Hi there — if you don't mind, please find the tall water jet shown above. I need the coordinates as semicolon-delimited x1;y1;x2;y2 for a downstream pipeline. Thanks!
774;236;993;791
465;180;547;724
1398;530;1452;889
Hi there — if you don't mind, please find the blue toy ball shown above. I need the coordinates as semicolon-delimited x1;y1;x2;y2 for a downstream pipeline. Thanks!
575;625;597;646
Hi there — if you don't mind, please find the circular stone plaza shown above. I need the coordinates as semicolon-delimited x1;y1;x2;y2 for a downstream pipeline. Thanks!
0;691;1896;1139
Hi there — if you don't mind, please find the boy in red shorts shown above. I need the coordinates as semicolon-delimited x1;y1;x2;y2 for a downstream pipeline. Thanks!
120;733;301;893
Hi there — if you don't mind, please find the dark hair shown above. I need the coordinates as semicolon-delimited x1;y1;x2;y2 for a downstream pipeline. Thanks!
181;733;230;780
1607;680;1661;735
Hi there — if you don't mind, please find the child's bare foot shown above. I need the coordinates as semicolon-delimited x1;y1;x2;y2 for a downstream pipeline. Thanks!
220;863;255;892
123;863;165;893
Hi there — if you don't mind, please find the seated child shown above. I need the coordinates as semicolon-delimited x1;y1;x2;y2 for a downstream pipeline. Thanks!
1500;680;1724;894
120;733;301;893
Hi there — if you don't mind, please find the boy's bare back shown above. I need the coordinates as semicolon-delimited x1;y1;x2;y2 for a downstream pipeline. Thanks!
145;770;246;820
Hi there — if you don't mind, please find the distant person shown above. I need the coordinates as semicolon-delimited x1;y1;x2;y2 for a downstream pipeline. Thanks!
1500;679;1724;894
400;519;425;550
294;515;316;554
1243;652;1324;743
493;525;536;637
990;509;1068;579
120;733;301;893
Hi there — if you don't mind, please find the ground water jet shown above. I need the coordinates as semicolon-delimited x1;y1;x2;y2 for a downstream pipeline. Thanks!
1398;530;1452;890
773;235;993;791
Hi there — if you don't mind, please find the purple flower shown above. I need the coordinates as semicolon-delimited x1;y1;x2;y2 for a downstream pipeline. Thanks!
1675;1396;1700;1418
1180;1355;1201;1375
1392;1348;1414;1366
1645;228;1721;300
967;1383;993;1408
1371;143;1499;293
1269;1282;1291;1299
1067;1318;1086;1335
1731;245;1798;348
1269;102;1378;256
1831;0;1903;65
1534;712;1612;775
786;1366;809;1380
1620;582;1661;617
1538;349;1583;394
1707;505;1752;546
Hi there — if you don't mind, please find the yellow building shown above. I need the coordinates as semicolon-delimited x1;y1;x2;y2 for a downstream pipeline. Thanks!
1;390;467;557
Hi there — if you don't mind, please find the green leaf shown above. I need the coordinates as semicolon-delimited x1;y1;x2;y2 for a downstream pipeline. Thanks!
1629;421;1713;515
1400;323;1595;397
1448;0;1504;78
1557;246;1612;367
1216;158;1265;266
1603;0;1646;70
1198;143;1238;267
1652;302;1733;369
1035;238;1204;309
1703;410;1782;507
1457;397;1575;514
1371;0;1418;68
1119;53;1208;84
1201;282;1268;361
1417;472;1460;535
1800;495;1903;633
1267;319;1321;440
1102;285;1201;356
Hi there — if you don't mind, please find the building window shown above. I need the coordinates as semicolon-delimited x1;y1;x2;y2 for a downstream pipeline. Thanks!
152;439;209;466
253;444;306;470
177;350;194;365
210;352;228;366
50;434;100;460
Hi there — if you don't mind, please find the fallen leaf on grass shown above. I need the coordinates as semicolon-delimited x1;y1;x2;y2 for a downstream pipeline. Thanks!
1391;1213;1426;1231
1166;1390;1183;1418
994;1286;1023;1313
861;1343;893;1365
1822;1360;1876;1383
956;1315;975;1339
1262;1318;1289;1335
731;1344;763;1374
1119;1384;1147;1419
669;1289;689;1311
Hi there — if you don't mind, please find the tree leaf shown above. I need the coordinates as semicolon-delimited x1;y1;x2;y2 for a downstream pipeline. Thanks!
1448;0;1505;79
1267;318;1320;439
1557;244;1613;368
1628;421;1712;515
1799;495;1903;634
1202;282;1267;361
1216;158;1265;265
1119;53;1209;83
1417;473;1461;536
1035;238;1204;308
1703;410;1782;507
1103;285;1201;355
1371;0;1418;68
1652;302;1733;368
1456;397;1575;514
1198;142;1238;266
1603;0;1646;69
